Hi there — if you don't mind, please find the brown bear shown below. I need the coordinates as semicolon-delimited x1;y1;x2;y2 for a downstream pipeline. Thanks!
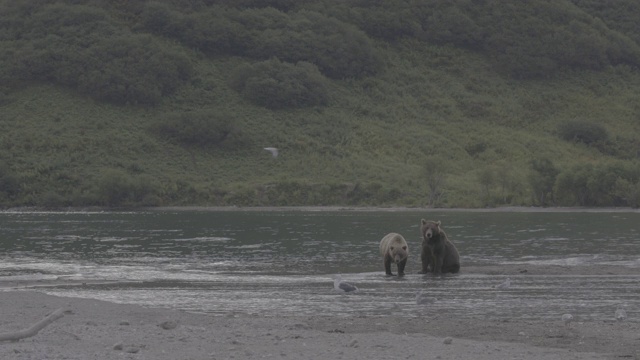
379;233;409;276
420;219;460;274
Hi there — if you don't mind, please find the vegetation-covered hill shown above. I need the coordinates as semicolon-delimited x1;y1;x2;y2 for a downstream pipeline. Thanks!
1;0;640;208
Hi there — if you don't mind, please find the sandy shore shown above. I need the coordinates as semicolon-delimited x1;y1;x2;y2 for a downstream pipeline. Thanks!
0;289;636;360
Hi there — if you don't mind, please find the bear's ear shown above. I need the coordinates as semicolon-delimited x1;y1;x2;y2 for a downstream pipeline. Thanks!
436;220;441;226
421;219;427;225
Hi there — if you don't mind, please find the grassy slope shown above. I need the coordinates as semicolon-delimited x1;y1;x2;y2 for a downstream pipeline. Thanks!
3;36;640;207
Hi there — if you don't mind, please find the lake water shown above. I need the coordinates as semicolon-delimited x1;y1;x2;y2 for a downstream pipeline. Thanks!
0;209;638;322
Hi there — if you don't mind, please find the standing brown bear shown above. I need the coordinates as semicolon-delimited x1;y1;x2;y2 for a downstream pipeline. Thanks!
420;219;460;274
379;233;409;276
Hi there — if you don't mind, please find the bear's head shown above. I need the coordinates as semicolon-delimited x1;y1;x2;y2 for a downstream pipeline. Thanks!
390;243;408;264
421;219;442;243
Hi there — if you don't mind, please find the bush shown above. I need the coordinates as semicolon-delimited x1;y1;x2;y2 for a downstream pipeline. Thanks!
95;170;161;207
487;3;640;78
346;5;421;41
230;58;329;109
153;110;243;148
214;0;302;11
0;162;20;202
141;4;253;56
554;161;640;206
613;178;640;208
141;5;382;79
529;157;558;206
76;34;192;105
557;120;609;145
246;10;382;78
138;2;179;36
3;3;193;105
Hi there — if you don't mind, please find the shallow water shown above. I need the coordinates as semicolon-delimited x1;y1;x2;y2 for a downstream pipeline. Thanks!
0;210;638;322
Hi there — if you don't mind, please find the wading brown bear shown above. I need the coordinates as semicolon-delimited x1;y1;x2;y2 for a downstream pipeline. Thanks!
420;219;460;274
379;233;409;276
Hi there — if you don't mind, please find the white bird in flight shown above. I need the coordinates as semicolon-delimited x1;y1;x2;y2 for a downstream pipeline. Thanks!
263;147;278;158
333;274;358;293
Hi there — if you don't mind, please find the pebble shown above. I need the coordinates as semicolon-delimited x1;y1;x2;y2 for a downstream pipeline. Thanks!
443;337;453;345
125;346;140;354
159;320;178;330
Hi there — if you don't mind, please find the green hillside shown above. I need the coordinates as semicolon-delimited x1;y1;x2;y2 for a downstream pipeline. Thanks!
1;0;640;208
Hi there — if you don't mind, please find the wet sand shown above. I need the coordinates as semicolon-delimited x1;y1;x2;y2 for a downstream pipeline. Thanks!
1;264;637;360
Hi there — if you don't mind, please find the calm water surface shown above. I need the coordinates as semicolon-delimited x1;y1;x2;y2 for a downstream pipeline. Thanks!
0;210;638;322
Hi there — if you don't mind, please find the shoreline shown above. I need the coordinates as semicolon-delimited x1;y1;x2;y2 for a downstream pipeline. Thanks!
2;205;640;213
0;291;635;360
150;205;640;213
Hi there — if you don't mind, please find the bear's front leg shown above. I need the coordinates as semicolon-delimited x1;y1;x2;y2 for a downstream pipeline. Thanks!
420;248;431;274
397;257;407;276
384;255;394;276
432;255;443;275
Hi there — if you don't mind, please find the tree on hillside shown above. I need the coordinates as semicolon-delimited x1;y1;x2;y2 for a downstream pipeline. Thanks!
423;156;447;207
529;157;558;206
229;58;329;109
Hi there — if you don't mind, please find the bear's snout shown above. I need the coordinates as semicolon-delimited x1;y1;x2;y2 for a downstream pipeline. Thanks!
425;229;433;238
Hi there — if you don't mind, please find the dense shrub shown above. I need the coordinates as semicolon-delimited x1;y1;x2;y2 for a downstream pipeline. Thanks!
95;170;162;207
557;120;609;145
572;0;640;45
214;0;304;11
248;181;404;206
613;177;640;208
1;3;193;105
154;110;243;148
417;2;485;49
343;5;421;41
140;3;252;56
245;9;382;78
138;2;182;37
529;157;558;206
480;1;640;78
139;5;381;79
554;161;640;206
315;0;640;78
272;8;382;78
230;58;329;109
78;35;193;105
0;162;20;201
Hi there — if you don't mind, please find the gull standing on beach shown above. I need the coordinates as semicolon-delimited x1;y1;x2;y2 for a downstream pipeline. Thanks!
416;290;435;305
615;307;627;322
562;313;573;327
333;275;358;293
